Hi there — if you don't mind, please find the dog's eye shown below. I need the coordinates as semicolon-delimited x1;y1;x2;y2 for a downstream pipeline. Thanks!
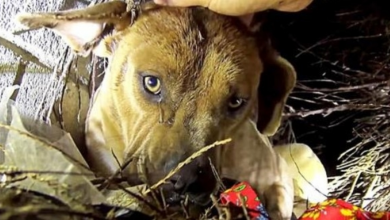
143;76;161;95
228;96;246;111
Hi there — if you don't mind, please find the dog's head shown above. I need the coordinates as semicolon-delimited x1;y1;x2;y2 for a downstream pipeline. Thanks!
16;1;296;207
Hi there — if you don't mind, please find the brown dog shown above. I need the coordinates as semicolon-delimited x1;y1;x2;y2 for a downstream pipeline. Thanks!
15;1;297;219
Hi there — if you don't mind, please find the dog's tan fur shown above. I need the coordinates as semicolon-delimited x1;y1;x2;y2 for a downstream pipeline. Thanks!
220;120;295;219
15;1;300;219
274;143;329;217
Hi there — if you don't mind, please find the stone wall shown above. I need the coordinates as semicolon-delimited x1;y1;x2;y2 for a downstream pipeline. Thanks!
0;0;99;150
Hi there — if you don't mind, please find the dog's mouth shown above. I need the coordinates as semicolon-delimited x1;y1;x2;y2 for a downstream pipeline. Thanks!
165;191;213;208
158;179;216;210
163;178;242;213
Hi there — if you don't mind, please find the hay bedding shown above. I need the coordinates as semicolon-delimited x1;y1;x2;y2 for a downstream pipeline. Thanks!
266;0;390;212
0;0;390;219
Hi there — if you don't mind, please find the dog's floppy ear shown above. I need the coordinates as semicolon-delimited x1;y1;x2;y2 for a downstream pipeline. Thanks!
14;1;159;58
256;38;296;136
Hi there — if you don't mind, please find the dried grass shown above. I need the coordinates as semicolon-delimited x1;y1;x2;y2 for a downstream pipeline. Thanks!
268;0;390;212
0;115;233;219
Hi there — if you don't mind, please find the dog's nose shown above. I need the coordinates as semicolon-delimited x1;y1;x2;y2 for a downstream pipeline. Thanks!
170;175;186;192
165;156;217;205
169;166;205;194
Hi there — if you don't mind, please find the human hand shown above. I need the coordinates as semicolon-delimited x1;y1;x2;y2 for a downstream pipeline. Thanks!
153;0;313;16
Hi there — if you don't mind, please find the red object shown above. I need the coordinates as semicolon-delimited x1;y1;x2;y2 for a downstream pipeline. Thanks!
299;198;390;220
220;181;269;219
220;181;390;220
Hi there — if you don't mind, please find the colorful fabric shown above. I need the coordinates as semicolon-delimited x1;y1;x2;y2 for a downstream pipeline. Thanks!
299;198;390;220
219;181;390;220
220;181;269;219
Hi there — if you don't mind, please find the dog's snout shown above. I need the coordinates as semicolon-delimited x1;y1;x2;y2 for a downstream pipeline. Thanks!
163;155;217;205
169;166;206;194
169;174;186;192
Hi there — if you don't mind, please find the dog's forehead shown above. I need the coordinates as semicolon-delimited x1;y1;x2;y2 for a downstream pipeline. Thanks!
123;7;260;88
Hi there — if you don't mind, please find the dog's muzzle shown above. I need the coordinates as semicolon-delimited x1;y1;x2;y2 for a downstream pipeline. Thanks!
159;154;217;208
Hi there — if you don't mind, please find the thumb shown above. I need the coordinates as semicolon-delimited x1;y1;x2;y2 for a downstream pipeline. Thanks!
153;0;210;7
